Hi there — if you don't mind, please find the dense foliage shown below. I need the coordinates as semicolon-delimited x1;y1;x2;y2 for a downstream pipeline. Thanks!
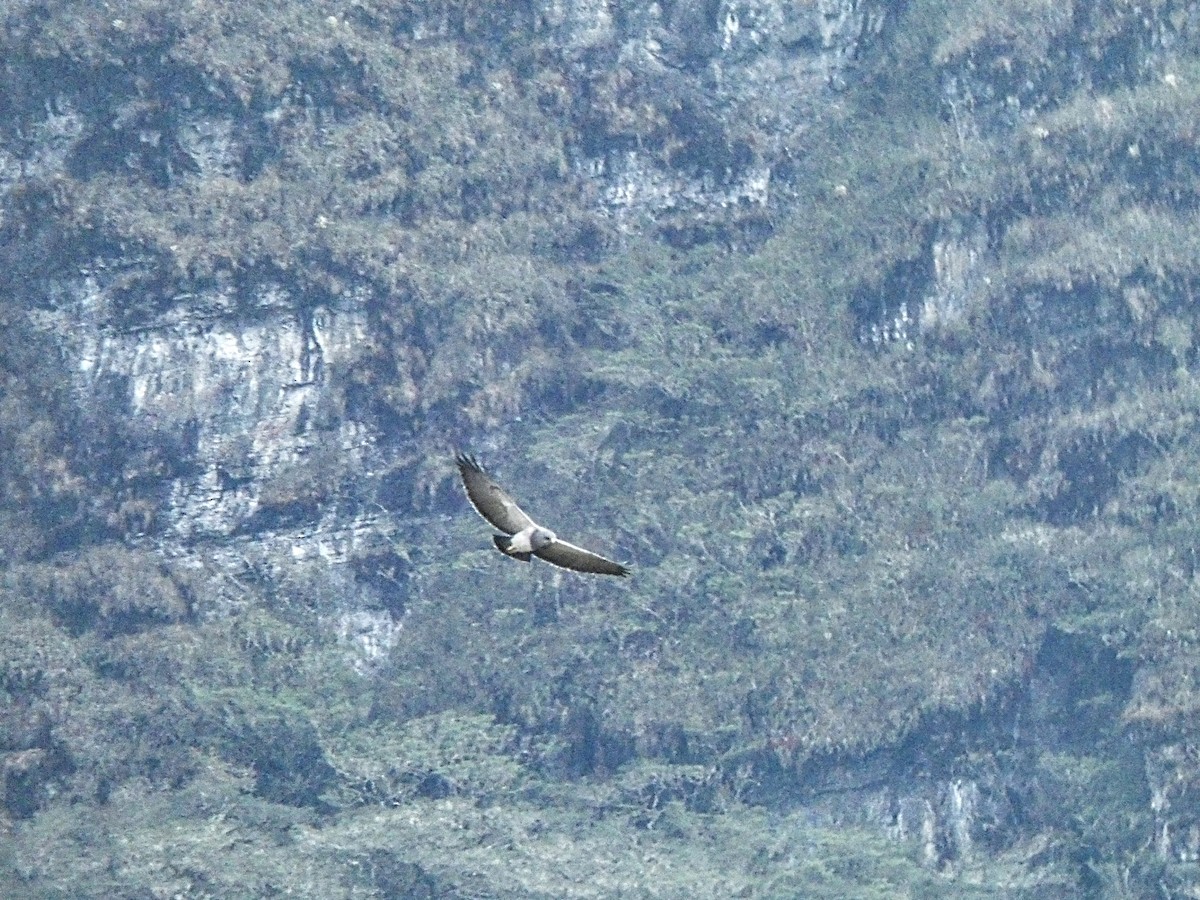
3;0;1200;895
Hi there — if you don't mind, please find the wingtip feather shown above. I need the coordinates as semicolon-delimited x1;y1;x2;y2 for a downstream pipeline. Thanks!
455;451;484;473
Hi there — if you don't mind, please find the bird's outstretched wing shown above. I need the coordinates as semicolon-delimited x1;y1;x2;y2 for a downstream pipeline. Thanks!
536;539;630;577
455;453;537;535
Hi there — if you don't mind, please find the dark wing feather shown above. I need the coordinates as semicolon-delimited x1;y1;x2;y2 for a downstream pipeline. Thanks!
455;453;537;535
535;539;630;577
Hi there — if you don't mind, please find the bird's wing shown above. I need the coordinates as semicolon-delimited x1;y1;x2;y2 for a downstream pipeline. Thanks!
535;538;630;577
456;453;537;535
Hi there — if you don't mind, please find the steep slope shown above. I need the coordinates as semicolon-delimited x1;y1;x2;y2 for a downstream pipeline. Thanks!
2;0;1200;896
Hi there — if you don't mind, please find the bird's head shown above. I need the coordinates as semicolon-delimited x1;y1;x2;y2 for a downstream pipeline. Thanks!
530;527;556;550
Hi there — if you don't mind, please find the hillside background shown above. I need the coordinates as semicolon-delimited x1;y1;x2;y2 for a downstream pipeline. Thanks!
2;0;1200;896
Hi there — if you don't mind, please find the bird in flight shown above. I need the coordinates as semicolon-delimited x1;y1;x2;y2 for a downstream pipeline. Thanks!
455;453;630;577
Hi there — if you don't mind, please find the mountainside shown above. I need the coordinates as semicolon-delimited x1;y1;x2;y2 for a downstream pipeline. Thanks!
3;0;1200;895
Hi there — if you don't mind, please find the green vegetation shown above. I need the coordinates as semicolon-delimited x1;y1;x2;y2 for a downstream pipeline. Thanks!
3;0;1200;895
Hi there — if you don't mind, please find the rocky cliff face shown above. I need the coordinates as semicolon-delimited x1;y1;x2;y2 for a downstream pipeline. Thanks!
3;0;1199;894
8;0;878;544
7;0;883;658
556;0;884;222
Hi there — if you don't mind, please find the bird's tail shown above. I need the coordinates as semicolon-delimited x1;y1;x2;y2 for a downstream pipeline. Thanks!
493;534;532;561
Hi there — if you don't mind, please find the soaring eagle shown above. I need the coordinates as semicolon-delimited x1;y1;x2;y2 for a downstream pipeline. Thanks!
455;453;630;577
